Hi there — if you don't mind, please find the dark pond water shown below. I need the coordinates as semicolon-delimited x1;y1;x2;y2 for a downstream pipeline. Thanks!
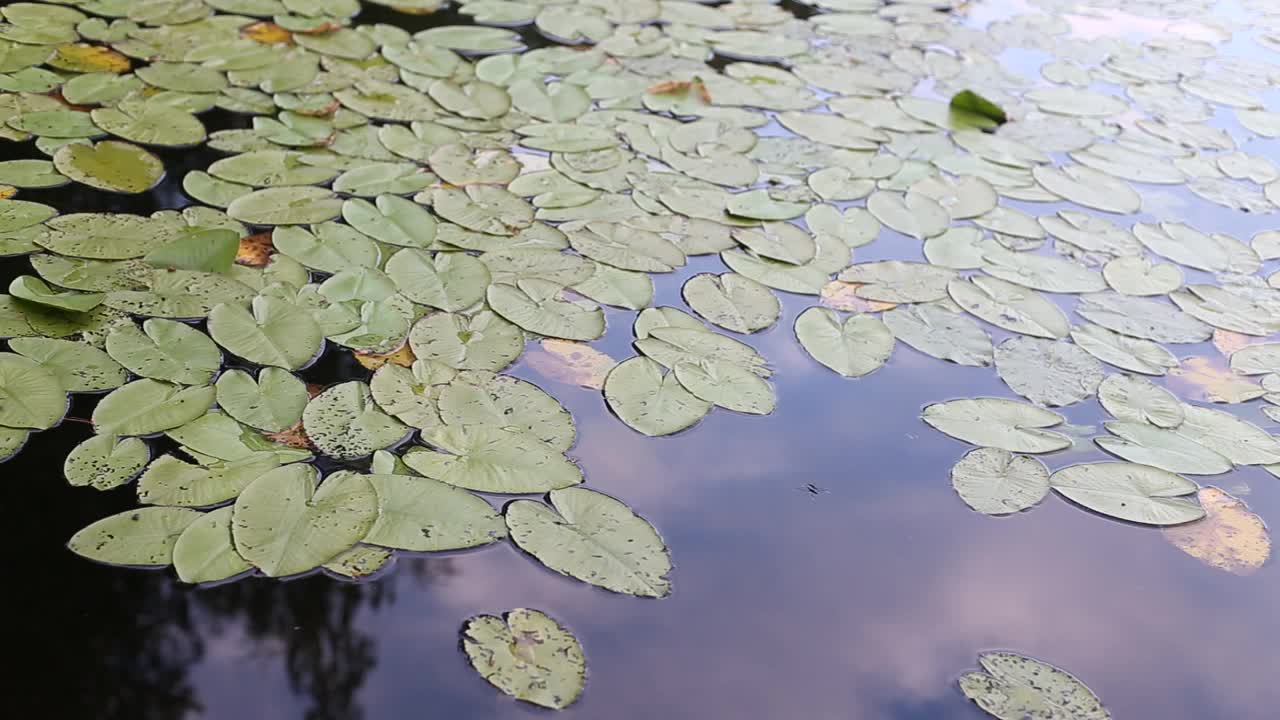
8;1;1280;719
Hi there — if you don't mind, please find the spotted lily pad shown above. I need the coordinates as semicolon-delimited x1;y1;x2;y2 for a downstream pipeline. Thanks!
461;609;585;710
960;652;1109;720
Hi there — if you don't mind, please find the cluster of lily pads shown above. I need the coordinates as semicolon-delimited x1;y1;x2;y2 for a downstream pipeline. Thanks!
2;0;1280;713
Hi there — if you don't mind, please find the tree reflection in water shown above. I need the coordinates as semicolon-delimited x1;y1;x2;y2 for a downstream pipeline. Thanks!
3;422;458;720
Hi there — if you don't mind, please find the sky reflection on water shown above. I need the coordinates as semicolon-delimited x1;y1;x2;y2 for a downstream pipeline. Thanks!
8;0;1280;718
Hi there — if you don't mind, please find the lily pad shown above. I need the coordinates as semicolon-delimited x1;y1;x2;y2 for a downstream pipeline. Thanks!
8;336;125;392
882;304;993;367
53;140;164;194
994;337;1104;407
404;425;581;494
302;381;409;460
1095;422;1232;476
68;507;202;567
960;652;1109;720
794;307;894;378
682;273;779;334
1050;462;1204;526
208;296;323;370
64;434;150;491
92;380;215;436
364;472;506;551
603;356;711;437
487;279;604;342
1097;375;1184;428
215;367;308;433
922;398;1071;454
232;464;379;577
951;447;1050;515
461;609;585;711
408;310;524;372
173;505;252;584
105;319;221;385
506;486;671;597
0;352;66;430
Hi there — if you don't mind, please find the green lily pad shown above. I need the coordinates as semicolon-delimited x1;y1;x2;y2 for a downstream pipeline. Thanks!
794;307;894;378
173;506;252;584
0;352;66;429
227;186;344;226
603;356;711;437
461;609;586;711
208;296;322;370
143;229;239;274
363;472;506;551
92;379;216;436
882;304;993;367
52;140;164;194
231;464;379;577
1050;462;1205;526
960;652;1108;720
408;310;525;372
68;506;203;567
673;360;775;415
993;337;1104;407
385;248;489;311
922;398;1071;453
0;158;66;188
10;275;103;313
342;194;438;248
487;278;605;341
8;336;126;392
683;273;779;334
215;368;308;434
137;452;283;508
105;318;221;385
64;434;150;491
303;381;409;460
505;486;671;597
951;447;1050;516
1095;422;1231;476
405;424;582;493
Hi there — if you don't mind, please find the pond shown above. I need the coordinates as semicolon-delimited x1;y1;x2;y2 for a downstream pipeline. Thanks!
4;0;1280;718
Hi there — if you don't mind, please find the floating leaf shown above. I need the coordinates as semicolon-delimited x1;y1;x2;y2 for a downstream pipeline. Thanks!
994;337;1103;407
922;398;1071;454
10;275;102;313
487;278;604;342
1097;375;1183;428
1050;462;1204;526
303;381;408;460
794;307;893;378
208;296;322;370
8;336;125;392
53;140;164;194
461;609;585;711
1095;422;1232;476
68;507;202;567
105;319;221;385
960;652;1109;720
364;472;505;551
0;352;66;429
603;356;710;437
883;304;992;367
92;380;216;436
215;368;308;433
385;248;489;311
64;434;149;491
949;90;1007;125
948;276;1069;339
951;447;1050;515
1175;404;1280;466
232;464;378;577
1163;487;1270;576
838;261;956;304
143;229;239;274
506;487;671;597
227;186;343;226
1071;324;1179;376
404;425;582;493
682;273;778;334
173;506;251;584
408;310;524;372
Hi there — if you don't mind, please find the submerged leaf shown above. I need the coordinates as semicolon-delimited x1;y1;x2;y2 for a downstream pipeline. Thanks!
1163;487;1270;576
